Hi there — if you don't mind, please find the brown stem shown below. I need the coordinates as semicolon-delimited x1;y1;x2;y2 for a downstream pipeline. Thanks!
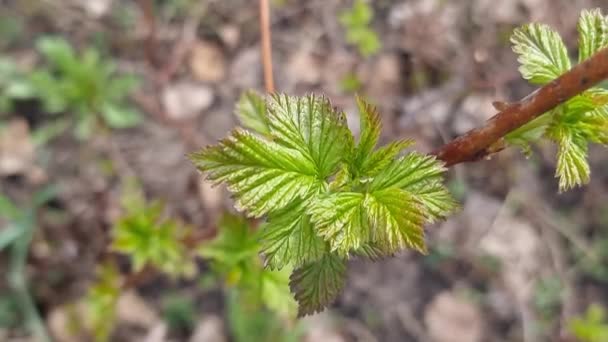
433;47;608;167
259;0;275;93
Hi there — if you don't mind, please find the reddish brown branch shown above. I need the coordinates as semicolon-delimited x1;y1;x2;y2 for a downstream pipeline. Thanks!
259;0;275;93
433;47;608;167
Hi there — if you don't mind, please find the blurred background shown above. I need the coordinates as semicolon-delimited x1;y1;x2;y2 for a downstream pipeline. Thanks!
1;0;608;341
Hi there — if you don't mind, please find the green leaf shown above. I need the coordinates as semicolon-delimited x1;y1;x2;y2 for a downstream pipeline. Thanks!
351;97;381;173
268;94;351;178
511;23;571;85
198;214;260;269
505;112;552;155
83;263;121;342
551;124;591;191
101;103;142;128
0;195;19;220
236;91;270;135
0;225;23;251
310;188;426;254
569;304;608;342
353;242;388;261
260;201;326;270
339;0;372;27
190;129;322;217
580;106;608;144
112;197;193;277
260;267;298;318
358;138;414;177
578;9;608;63
365;188;427;253
105;75;139;103
369;152;446;192
29;70;68;113
36;37;76;72
407;179;459;223
289;253;346;317
309;192;368;254
339;0;381;57
75;114;96;140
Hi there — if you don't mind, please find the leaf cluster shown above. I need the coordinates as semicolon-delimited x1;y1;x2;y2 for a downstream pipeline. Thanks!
339;0;381;57
191;91;457;315
30;37;141;139
569;304;608;342
81;263;122;342
507;9;608;191
111;181;194;277
198;213;297;320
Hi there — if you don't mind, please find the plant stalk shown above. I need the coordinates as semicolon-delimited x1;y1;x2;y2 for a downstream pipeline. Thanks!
259;0;275;93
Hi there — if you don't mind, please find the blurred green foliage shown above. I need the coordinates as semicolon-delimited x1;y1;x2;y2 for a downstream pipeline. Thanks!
533;276;563;322
82;263;122;342
340;72;363;93
578;233;608;282
339;0;381;57
30;37;141;139
0;58;37;113
111;180;195;277
162;293;197;333
198;213;302;342
0;187;55;341
570;304;608;342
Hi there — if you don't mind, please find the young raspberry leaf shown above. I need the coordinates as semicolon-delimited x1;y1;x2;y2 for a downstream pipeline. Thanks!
289;253;346;317
351;96;382;172
550;125;591;192
511;23;571;85
578;9;608;63
405;179;460;223
369;152;457;223
235;90;270;135
369;152;446;192
505;113;552;155
359;138;415;177
260;201;326;270
268;94;351;179
309;192;369;254
309;189;426;255
191;129;322;217
582;106;608;144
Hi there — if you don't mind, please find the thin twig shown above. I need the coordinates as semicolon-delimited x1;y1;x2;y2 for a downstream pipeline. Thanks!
135;0;160;68
433;47;608;167
259;0;275;93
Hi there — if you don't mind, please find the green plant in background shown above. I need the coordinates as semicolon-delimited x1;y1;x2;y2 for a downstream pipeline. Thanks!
506;9;608;191
340;72;363;94
81;263;122;342
0;57;36;113
199;214;302;342
0;187;55;342
569;304;608;342
191;92;458;315
578;232;608;282
533;276;563;318
339;0;381;58
30;37;141;139
161;293;197;333
111;181;195;277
